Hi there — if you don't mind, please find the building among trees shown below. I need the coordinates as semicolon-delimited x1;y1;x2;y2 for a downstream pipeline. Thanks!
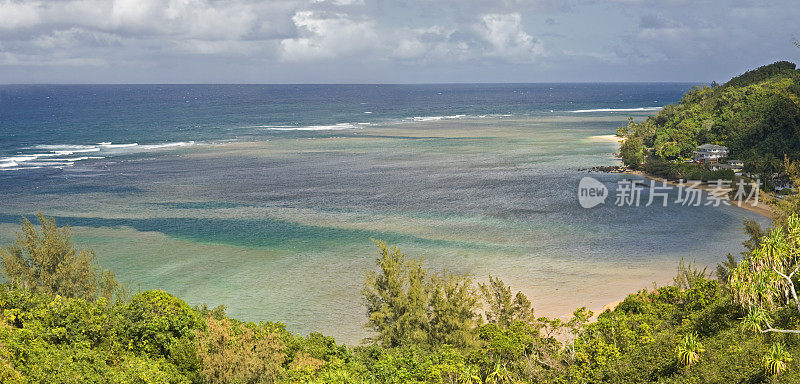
693;144;729;162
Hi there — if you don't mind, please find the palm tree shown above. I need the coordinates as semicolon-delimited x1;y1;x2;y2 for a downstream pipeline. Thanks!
741;308;770;333
763;343;792;377
676;333;704;368
729;218;800;333
785;215;800;248
758;228;791;271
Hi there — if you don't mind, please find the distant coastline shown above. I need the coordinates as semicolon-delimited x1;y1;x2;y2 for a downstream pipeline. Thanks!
585;137;774;219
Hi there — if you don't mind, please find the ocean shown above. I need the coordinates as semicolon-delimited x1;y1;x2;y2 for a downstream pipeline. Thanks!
0;83;768;344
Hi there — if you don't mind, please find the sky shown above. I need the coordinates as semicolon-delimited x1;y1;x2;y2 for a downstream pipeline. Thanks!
0;0;798;84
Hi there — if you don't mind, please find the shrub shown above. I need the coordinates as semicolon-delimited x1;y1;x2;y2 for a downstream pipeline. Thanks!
194;316;285;384
121;290;203;365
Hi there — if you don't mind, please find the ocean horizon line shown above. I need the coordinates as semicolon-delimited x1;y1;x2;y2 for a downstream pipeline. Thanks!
0;81;703;86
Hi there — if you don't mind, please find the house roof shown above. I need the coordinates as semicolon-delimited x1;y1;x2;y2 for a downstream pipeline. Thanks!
696;144;728;151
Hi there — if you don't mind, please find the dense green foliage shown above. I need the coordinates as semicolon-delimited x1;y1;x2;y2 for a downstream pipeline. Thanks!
4;212;800;383
618;61;800;184
722;61;799;89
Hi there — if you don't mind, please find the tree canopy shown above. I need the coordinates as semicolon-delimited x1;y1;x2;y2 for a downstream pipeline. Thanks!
2;213;800;382
0;213;117;301
618;61;800;182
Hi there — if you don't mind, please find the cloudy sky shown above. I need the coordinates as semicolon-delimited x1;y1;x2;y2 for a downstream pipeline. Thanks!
1;0;798;83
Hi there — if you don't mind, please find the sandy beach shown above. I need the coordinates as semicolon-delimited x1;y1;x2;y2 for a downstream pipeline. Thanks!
588;134;626;143
589;170;775;317
582;138;775;318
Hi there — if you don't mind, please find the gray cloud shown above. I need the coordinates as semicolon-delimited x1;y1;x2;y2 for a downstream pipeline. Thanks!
638;14;680;29
0;0;797;82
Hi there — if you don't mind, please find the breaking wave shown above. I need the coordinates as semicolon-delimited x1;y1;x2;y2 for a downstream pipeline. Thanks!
1;141;197;171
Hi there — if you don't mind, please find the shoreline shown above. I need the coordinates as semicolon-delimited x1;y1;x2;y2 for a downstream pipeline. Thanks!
629;170;775;219
582;163;775;219
584;167;774;316
581;138;776;316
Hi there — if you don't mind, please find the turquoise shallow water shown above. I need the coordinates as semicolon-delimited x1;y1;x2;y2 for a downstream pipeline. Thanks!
0;116;769;344
0;84;769;344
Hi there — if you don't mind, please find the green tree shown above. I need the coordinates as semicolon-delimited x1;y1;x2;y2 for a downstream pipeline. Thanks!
616;117;634;137
717;218;767;286
742;217;767;254
730;214;800;333
195;316;285;384
618;61;800;178
362;240;429;347
122;289;204;370
0;213;117;301
673;257;707;290
618;137;645;169
363;241;481;348
486;362;514;384
458;365;482;384
428;273;480;348
478;276;534;327
715;253;737;287
773;156;800;221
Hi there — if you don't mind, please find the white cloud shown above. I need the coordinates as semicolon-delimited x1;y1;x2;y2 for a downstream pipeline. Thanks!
106;0;258;40
32;27;122;50
421;0;570;13
178;39;268;55
313;0;364;5
280;11;379;61
0;0;549;68
0;0;264;39
392;26;450;59
0;0;41;29
477;13;543;62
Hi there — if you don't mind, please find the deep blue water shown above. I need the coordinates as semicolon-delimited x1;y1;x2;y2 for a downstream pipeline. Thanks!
1;83;692;170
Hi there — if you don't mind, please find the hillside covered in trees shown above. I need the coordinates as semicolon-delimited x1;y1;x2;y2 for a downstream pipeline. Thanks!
618;61;800;184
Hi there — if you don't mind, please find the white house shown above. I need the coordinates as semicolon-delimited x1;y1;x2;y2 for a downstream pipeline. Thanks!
708;159;744;175
727;160;743;168
693;144;729;162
